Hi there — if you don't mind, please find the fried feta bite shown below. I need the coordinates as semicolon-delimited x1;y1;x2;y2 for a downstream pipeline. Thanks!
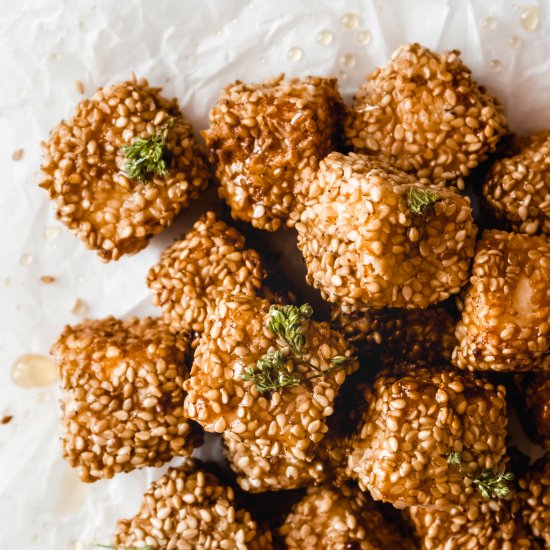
40;77;209;261
147;211;266;337
347;366;509;509
203;74;343;231
183;296;358;462
452;230;550;373
222;420;348;493
519;453;550;546
483;131;550;235
278;484;415;550
115;459;273;549
52;317;201;482
345;43;507;190
409;497;535;550
331;303;457;367
296;152;477;310
517;373;550;448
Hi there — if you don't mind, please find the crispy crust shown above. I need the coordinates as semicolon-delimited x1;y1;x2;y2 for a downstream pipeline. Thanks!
147;211;266;336
40;77;209;261
519;453;550;546
297;152;476;309
345;43;508;189
183;296;358;461
347;367;508;508
203;74;343;231
279;484;415;549
409;498;535;550
52;316;201;482
115;459;273;549
331;303;457;367
452;230;550;373
483;131;550;235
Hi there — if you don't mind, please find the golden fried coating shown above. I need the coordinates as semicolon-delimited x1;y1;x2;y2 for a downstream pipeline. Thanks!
40;77;209;261
223;425;347;492
147;211;266;336
347;367;509;508
452;230;550;373
52;317;201;482
517;373;550;448
409;498;535;550
279;484;415;549
297;152;476;310
331;303;457;367
483;131;550;235
203;74;343;231
345;43;507;189
183;296;358;462
115;459;272;549
519;453;550;546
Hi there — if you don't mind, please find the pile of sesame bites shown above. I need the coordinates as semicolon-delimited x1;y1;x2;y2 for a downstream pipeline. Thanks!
41;42;550;548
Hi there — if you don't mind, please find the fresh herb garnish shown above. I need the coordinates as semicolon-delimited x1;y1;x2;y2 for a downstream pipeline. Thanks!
242;304;355;393
446;451;462;465
121;117;174;182
446;451;514;500
268;304;312;356
473;470;515;500
241;350;302;393
407;187;441;214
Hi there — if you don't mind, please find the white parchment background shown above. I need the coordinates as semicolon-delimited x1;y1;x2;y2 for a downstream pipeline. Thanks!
1;0;549;548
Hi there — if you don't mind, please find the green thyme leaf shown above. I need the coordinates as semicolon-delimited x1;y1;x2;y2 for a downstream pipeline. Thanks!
473;470;514;500
241;349;302;393
447;451;462;466
121;117;174;182
268;304;313;356
407;187;441;214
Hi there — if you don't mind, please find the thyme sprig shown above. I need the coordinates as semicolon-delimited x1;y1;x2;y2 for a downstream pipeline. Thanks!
446;451;514;500
121;117;175;182
268;303;312;356
242;304;355;394
407;187;441;214
241;350;302;393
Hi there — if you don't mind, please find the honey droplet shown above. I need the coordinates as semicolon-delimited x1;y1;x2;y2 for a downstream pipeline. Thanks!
71;298;88;315
358;30;372;44
338;70;348;81
11;354;57;388
44;226;61;240
316;29;333;45
287;47;303;62
509;35;522;47
341;12;359;29
489;59;502;72
341;53;357;69
20;253;34;266
482;16;497;29
520;5;539;32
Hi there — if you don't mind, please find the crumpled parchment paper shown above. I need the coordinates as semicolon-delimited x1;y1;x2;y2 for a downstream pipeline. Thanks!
1;0;549;547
